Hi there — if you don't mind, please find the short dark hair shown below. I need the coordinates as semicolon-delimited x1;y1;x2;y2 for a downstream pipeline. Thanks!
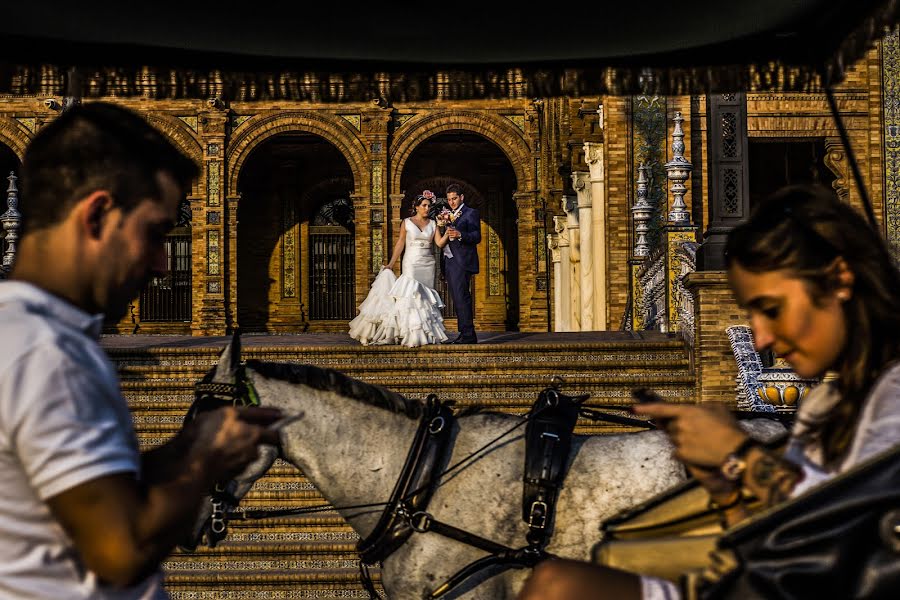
20;102;199;233
445;183;463;196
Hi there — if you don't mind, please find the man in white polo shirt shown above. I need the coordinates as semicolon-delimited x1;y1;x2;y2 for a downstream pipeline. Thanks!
0;102;281;598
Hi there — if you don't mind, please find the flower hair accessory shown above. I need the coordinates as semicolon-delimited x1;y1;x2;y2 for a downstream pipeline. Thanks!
418;189;436;201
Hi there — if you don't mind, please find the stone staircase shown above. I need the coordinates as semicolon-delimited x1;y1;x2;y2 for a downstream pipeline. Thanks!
108;333;695;598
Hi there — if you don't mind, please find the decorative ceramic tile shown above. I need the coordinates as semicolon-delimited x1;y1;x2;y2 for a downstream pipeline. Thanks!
15;117;36;133
178;116;198;133
230;114;251;129
371;228;383;272
505;114;525;132
395;114;414;129
206;162;220;207
883;30;900;260
371;161;383;203
207;230;219;275
339;114;361;131
282;200;296;297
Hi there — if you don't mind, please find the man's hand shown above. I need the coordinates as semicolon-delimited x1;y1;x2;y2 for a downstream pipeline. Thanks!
183;406;282;487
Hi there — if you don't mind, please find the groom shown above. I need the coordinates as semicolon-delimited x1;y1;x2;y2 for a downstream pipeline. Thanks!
443;183;481;344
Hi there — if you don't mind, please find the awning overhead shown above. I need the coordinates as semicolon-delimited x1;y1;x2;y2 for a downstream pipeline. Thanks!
1;0;898;101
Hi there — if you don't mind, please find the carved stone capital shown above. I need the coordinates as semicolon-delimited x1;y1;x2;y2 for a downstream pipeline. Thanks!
823;137;850;201
561;194;578;217
583;142;604;180
553;215;567;236
571;171;592;208
547;233;561;263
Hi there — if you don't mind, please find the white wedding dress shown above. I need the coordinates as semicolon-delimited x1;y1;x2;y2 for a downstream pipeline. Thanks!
349;218;448;347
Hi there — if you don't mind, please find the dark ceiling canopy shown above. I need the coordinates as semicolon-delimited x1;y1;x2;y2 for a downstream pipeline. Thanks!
1;0;897;102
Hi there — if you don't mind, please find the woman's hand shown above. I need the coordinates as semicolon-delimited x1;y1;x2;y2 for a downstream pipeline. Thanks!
633;402;747;467
633;402;749;497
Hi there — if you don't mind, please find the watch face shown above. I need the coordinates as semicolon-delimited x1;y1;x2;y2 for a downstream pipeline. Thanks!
721;457;747;481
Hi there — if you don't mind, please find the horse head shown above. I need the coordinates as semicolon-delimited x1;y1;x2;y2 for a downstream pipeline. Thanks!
180;332;281;550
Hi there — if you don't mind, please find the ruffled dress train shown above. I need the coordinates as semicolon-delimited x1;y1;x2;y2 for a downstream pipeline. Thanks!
349;219;448;347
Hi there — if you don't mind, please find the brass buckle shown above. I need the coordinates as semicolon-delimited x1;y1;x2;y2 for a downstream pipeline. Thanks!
528;501;548;528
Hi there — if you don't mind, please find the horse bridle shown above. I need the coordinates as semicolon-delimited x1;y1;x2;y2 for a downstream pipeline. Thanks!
186;366;262;546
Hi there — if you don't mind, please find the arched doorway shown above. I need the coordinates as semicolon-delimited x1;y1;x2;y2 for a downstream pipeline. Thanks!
236;133;354;332
400;132;519;331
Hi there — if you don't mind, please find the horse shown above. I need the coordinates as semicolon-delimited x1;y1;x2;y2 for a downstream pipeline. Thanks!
183;337;786;599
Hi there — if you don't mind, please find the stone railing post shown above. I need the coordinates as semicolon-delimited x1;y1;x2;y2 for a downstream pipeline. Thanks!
1;172;21;278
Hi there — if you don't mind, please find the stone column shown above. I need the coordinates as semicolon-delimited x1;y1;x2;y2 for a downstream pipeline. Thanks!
548;232;562;332
195;102;229;335
572;171;593;330
584;141;607;330
360;105;392;304
225;193;240;333
562;194;581;331
553;215;572;332
514;191;543;331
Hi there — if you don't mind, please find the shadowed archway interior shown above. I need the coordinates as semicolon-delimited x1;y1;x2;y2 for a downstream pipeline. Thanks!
400;131;519;331
236;133;353;332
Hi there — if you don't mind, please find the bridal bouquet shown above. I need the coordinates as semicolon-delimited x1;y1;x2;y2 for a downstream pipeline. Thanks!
436;207;453;228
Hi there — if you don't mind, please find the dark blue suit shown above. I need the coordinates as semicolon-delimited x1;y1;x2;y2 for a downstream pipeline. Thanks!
444;205;481;341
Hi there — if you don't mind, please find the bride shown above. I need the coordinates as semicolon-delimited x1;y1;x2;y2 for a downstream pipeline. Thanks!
349;190;451;347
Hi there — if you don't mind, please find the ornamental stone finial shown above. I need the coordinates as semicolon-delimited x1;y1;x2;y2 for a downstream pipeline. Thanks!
1;172;22;276
665;111;693;224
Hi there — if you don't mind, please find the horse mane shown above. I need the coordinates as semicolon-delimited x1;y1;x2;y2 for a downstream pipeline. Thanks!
245;360;423;420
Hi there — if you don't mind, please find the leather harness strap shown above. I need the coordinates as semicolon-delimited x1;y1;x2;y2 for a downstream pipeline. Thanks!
522;387;580;545
356;395;456;564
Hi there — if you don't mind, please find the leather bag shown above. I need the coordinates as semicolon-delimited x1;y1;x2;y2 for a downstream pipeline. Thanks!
591;477;747;583
697;443;900;600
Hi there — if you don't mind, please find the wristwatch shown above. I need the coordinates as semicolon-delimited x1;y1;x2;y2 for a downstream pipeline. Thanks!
720;437;758;481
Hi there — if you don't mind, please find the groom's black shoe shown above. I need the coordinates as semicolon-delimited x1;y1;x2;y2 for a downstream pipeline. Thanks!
453;335;478;344
443;334;463;345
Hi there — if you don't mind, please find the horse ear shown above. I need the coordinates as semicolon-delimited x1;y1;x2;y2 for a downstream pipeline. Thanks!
215;331;242;382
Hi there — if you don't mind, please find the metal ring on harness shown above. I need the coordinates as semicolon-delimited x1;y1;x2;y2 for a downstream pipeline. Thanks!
410;511;433;533
429;416;446;434
544;389;560;408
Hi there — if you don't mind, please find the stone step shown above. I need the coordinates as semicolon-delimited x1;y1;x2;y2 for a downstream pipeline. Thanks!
110;335;694;596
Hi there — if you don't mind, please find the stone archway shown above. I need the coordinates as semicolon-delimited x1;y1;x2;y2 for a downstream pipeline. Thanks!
144;114;204;167
0;118;31;163
398;130;522;331
234;132;355;332
227;112;366;195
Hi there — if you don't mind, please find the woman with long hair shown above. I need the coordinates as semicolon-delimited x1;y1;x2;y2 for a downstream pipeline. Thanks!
349;190;451;347
518;184;900;599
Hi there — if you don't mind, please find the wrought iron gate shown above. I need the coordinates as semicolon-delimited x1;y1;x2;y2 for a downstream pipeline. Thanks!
140;228;191;321
309;225;354;320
